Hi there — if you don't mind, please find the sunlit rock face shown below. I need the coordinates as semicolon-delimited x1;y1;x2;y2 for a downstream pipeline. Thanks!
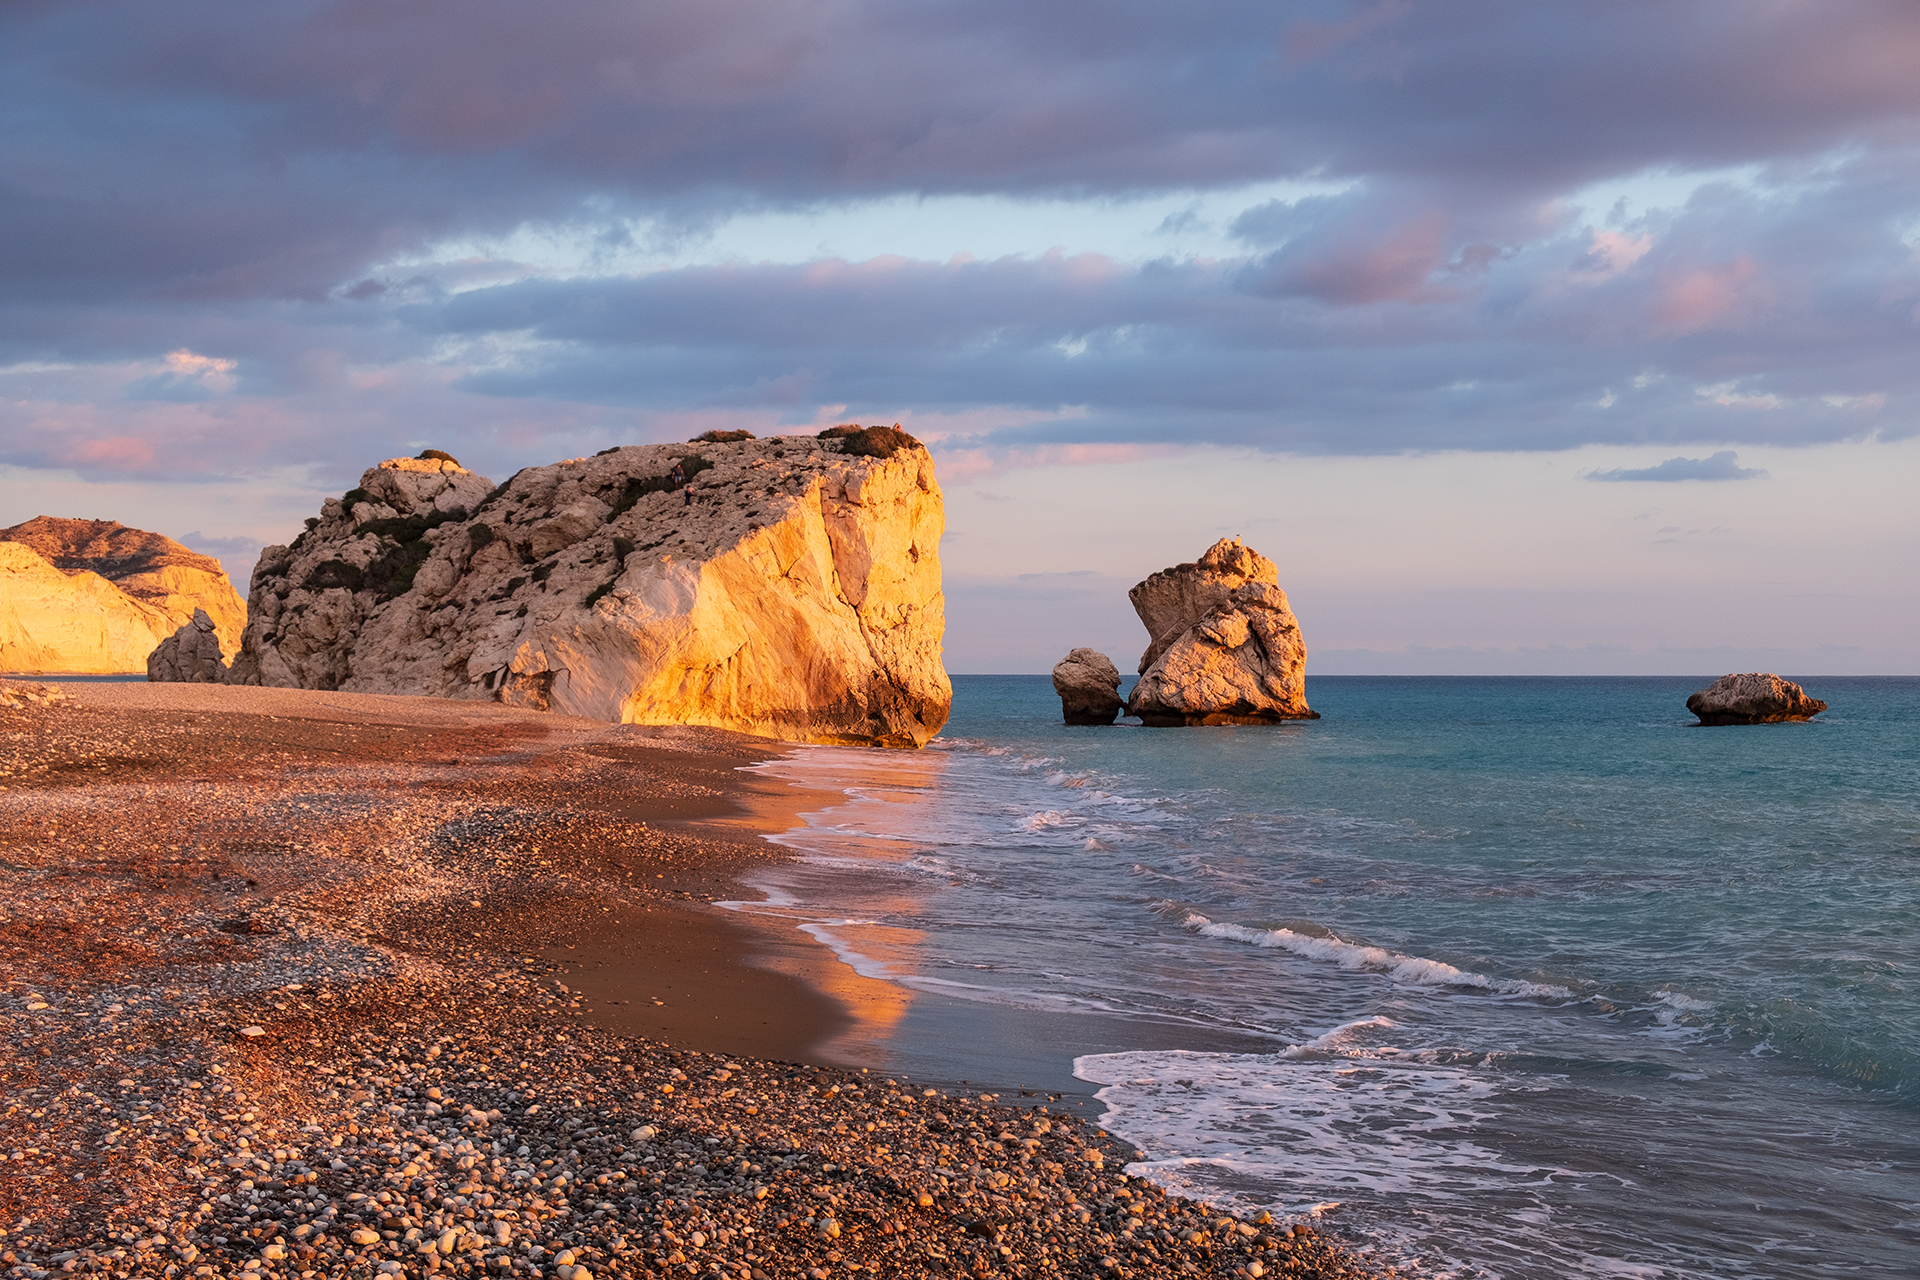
1127;536;1282;675
1686;673;1827;725
0;518;246;674
225;439;952;747
1124;538;1316;726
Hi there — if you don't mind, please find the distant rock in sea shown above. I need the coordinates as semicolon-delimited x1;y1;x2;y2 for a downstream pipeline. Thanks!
210;436;951;746
0;517;246;674
1052;648;1123;724
1686;673;1828;725
1124;538;1317;726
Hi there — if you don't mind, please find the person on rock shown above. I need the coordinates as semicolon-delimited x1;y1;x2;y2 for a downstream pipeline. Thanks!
670;460;690;506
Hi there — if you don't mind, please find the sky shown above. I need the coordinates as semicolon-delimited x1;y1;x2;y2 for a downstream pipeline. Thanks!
3;0;1917;674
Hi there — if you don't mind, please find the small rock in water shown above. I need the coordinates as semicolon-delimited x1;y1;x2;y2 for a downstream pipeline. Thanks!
1686;672;1827;725
1052;648;1124;725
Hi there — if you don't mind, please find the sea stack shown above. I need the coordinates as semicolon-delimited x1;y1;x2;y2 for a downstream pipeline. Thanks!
1124;538;1317;726
1052;648;1123;724
1686;673;1827;725
212;432;951;746
0;517;246;674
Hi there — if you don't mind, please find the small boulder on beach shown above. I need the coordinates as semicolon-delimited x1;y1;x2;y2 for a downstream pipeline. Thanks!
1686;672;1827;725
1051;648;1123;724
147;607;230;683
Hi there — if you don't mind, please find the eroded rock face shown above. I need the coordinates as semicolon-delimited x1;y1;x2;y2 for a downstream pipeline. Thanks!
1127;537;1280;673
0;519;246;674
227;438;951;746
1686;673;1827;725
147;608;229;683
1121;538;1316;726
1051;648;1123;725
1127;582;1316;725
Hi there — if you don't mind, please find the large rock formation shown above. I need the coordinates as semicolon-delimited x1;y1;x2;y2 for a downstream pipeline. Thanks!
1052;648;1123;725
1686;673;1827;725
1123;538;1317;726
0;519;246;674
147;608;230;683
222;436;951;746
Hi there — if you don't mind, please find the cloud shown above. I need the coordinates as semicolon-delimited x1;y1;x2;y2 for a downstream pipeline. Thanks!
1587;450;1769;482
4;1;1920;481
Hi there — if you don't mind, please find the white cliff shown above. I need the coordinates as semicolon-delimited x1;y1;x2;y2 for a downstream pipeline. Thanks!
0;518;246;674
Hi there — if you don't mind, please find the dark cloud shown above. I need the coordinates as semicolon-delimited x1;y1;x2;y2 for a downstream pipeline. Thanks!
3;1;1919;474
1588;451;1769;482
8;1;1920;299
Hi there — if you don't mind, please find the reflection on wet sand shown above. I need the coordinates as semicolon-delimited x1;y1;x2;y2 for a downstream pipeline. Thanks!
722;745;952;1065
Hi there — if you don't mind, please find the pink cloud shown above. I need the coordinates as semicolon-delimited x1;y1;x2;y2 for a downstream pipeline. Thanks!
59;435;158;471
1273;211;1453;305
1282;1;1414;67
934;441;1183;484
1652;255;1770;333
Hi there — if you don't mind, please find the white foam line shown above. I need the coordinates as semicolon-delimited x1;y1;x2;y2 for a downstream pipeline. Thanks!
794;922;900;981
1185;913;1575;999
1278;1015;1401;1059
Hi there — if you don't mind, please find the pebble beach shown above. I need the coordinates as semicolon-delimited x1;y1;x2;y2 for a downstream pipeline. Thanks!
0;680;1390;1280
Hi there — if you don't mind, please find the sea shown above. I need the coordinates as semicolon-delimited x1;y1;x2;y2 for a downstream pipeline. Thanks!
728;676;1919;1279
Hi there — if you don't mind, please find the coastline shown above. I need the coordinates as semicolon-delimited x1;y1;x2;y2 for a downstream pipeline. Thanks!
0;680;1387;1279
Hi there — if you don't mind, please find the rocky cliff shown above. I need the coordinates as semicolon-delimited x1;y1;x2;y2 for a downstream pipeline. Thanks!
0;518;246;673
224;435;951;746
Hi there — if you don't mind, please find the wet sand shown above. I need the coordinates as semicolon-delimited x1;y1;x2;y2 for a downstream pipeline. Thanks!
0;679;1390;1279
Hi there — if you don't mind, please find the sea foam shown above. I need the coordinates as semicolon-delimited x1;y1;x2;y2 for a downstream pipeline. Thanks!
1182;913;1576;999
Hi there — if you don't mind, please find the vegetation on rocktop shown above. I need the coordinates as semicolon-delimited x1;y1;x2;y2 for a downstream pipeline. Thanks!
416;449;461;465
818;424;921;458
605;455;714;518
691;429;755;443
302;508;464;600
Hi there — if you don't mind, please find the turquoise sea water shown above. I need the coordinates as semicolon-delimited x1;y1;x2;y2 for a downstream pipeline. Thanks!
741;676;1920;1278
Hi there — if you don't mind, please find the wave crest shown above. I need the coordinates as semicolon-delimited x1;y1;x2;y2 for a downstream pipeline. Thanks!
1184;913;1575;999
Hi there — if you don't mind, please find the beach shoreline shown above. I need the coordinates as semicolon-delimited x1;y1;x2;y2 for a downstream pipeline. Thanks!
0;680;1388;1279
